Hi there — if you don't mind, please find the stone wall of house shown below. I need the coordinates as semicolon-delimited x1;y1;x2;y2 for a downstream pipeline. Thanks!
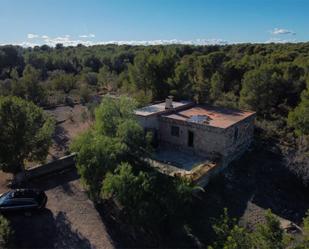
222;115;255;165
158;114;255;164
158;117;227;157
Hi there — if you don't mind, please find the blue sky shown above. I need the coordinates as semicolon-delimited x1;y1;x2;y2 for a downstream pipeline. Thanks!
0;0;308;46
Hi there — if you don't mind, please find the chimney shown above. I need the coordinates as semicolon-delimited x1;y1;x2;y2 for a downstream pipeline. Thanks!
165;96;174;110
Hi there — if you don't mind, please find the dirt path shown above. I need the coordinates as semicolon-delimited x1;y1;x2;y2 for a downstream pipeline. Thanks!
4;169;114;249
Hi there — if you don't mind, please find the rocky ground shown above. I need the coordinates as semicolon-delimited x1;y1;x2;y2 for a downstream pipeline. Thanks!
46;104;92;161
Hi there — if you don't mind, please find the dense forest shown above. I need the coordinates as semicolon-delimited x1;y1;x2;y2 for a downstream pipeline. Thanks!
0;42;308;125
0;42;308;179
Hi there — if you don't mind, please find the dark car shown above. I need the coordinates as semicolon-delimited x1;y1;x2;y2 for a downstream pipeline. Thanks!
0;189;47;212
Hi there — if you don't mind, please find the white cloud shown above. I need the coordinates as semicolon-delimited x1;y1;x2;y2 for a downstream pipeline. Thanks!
270;28;296;35
92;38;228;46
79;33;95;38
42;35;91;47
265;37;297;43
18;41;40;47
27;33;39;39
18;34;231;47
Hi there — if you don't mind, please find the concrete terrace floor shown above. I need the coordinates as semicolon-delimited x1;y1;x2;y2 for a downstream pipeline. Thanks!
153;146;210;171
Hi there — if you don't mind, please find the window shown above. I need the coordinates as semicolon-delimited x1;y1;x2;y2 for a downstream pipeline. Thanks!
171;126;180;137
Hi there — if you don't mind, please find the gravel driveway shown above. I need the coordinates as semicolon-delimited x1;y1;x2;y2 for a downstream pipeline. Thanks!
3;169;114;249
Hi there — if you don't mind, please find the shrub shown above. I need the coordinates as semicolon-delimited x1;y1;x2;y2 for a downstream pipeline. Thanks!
0;215;12;248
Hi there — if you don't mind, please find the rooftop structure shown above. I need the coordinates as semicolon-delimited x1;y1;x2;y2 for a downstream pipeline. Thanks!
162;105;255;129
134;100;193;117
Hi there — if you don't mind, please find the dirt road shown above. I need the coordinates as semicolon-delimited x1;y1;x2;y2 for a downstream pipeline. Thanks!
2;169;114;249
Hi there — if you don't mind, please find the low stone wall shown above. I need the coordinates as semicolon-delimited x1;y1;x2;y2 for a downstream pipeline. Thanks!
26;153;76;180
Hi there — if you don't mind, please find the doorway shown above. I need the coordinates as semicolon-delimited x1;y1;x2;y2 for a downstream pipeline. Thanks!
188;130;194;147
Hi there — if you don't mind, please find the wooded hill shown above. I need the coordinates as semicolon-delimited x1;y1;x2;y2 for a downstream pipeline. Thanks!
0;42;308;155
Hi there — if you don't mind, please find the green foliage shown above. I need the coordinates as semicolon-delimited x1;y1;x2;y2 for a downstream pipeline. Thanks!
102;163;195;233
0;96;55;174
240;65;284;116
71;96;152;200
79;83;91;104
0;215;12;248
210;71;225;101
132;90;153;107
128;51;155;96
71;131;126;200
101;162;151;223
20;65;46;104
296;210;309;248
116;119;152;160
209;209;300;249
1;43;308;125
288;83;309;136
52;72;76;94
82;72;98;86
98;65;118;90
94;96;137;136
209;208;252;249
168;57;194;100
252;210;286;249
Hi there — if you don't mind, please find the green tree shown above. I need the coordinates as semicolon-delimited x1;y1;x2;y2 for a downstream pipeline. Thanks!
240;66;286;116
79;83;91;104
128;51;155;96
101;162;151;224
20;65;46;104
168;58;194;99
98;65;118;91
71;96;152;200
209;208;252;249
94;96;137;136
52;73;76;94
210;71;225;102
193;56;212;103
71;131;126;200
288;83;309;136
0;96;54;176
102;163;195;234
252;210;286;249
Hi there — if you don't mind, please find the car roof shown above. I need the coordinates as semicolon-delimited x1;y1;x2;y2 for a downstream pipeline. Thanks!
11;189;41;198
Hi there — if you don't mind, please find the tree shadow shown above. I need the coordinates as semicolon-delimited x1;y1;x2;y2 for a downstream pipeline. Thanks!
95;200;162;248
187;146;309;247
50;125;70;160
6;210;93;249
95;201;135;248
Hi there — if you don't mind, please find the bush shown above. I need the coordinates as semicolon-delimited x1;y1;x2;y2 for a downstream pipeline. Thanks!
102;163;195;235
0;215;12;248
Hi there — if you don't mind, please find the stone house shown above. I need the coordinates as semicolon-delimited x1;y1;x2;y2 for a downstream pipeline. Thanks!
135;97;256;167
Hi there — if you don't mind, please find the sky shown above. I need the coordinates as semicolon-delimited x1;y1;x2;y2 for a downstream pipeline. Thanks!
0;0;308;47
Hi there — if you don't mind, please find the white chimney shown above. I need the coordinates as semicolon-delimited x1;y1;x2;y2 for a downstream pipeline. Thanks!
165;96;174;110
